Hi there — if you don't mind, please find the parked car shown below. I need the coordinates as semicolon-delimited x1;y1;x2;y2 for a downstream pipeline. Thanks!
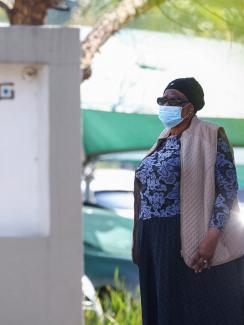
82;204;139;292
82;168;134;218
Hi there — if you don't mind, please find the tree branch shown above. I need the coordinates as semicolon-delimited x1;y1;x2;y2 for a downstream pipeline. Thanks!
80;0;165;82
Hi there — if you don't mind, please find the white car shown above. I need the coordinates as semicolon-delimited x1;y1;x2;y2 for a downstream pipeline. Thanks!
82;168;135;219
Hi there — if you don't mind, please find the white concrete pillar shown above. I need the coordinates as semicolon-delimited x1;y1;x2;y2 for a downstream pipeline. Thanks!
0;26;82;325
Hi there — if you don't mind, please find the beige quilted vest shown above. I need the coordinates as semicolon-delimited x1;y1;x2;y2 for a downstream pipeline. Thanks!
144;115;244;267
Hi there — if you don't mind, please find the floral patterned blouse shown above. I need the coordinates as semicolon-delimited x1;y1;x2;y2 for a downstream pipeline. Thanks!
135;132;238;229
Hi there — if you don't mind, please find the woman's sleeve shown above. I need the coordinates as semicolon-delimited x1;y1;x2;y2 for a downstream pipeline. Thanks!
131;175;141;265
208;130;239;230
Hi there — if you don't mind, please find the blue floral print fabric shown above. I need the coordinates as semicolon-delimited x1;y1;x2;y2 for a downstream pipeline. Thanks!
135;134;181;219
135;132;238;229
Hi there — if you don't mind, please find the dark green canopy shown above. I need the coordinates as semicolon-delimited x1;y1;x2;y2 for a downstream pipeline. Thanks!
82;109;244;157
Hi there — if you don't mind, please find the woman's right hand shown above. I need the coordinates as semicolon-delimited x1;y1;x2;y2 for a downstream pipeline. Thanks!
190;228;221;273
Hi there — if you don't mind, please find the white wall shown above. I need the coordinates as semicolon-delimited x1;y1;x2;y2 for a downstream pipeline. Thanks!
81;26;244;118
0;64;50;236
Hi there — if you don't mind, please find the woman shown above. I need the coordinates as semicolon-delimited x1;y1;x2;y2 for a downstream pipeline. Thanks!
131;77;244;325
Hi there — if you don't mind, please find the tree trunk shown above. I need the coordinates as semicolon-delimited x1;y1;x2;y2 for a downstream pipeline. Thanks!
0;0;62;25
81;0;165;82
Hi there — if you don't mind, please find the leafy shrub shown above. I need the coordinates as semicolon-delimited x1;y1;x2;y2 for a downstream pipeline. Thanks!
84;267;141;324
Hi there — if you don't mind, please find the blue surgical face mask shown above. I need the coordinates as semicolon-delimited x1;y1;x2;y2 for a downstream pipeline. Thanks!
158;105;184;128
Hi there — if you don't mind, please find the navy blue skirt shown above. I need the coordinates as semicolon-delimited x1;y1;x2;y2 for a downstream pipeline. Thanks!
138;216;244;325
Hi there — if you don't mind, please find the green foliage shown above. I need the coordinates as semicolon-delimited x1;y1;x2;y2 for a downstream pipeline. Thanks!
2;0;244;43
0;9;8;23
84;267;142;325
129;0;244;43
72;0;244;44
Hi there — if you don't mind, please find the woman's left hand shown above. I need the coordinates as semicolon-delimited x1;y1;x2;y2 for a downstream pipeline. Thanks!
190;228;221;273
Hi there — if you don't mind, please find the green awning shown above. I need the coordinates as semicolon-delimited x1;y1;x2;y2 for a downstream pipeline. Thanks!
82;109;244;158
82;109;162;158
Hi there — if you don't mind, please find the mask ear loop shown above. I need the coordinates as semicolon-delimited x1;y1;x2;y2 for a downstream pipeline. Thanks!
181;103;194;120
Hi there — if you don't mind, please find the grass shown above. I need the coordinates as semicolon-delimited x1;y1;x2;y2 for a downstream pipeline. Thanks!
84;268;142;324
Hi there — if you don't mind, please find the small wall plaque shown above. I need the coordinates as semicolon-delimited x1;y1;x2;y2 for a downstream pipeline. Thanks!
0;82;15;100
